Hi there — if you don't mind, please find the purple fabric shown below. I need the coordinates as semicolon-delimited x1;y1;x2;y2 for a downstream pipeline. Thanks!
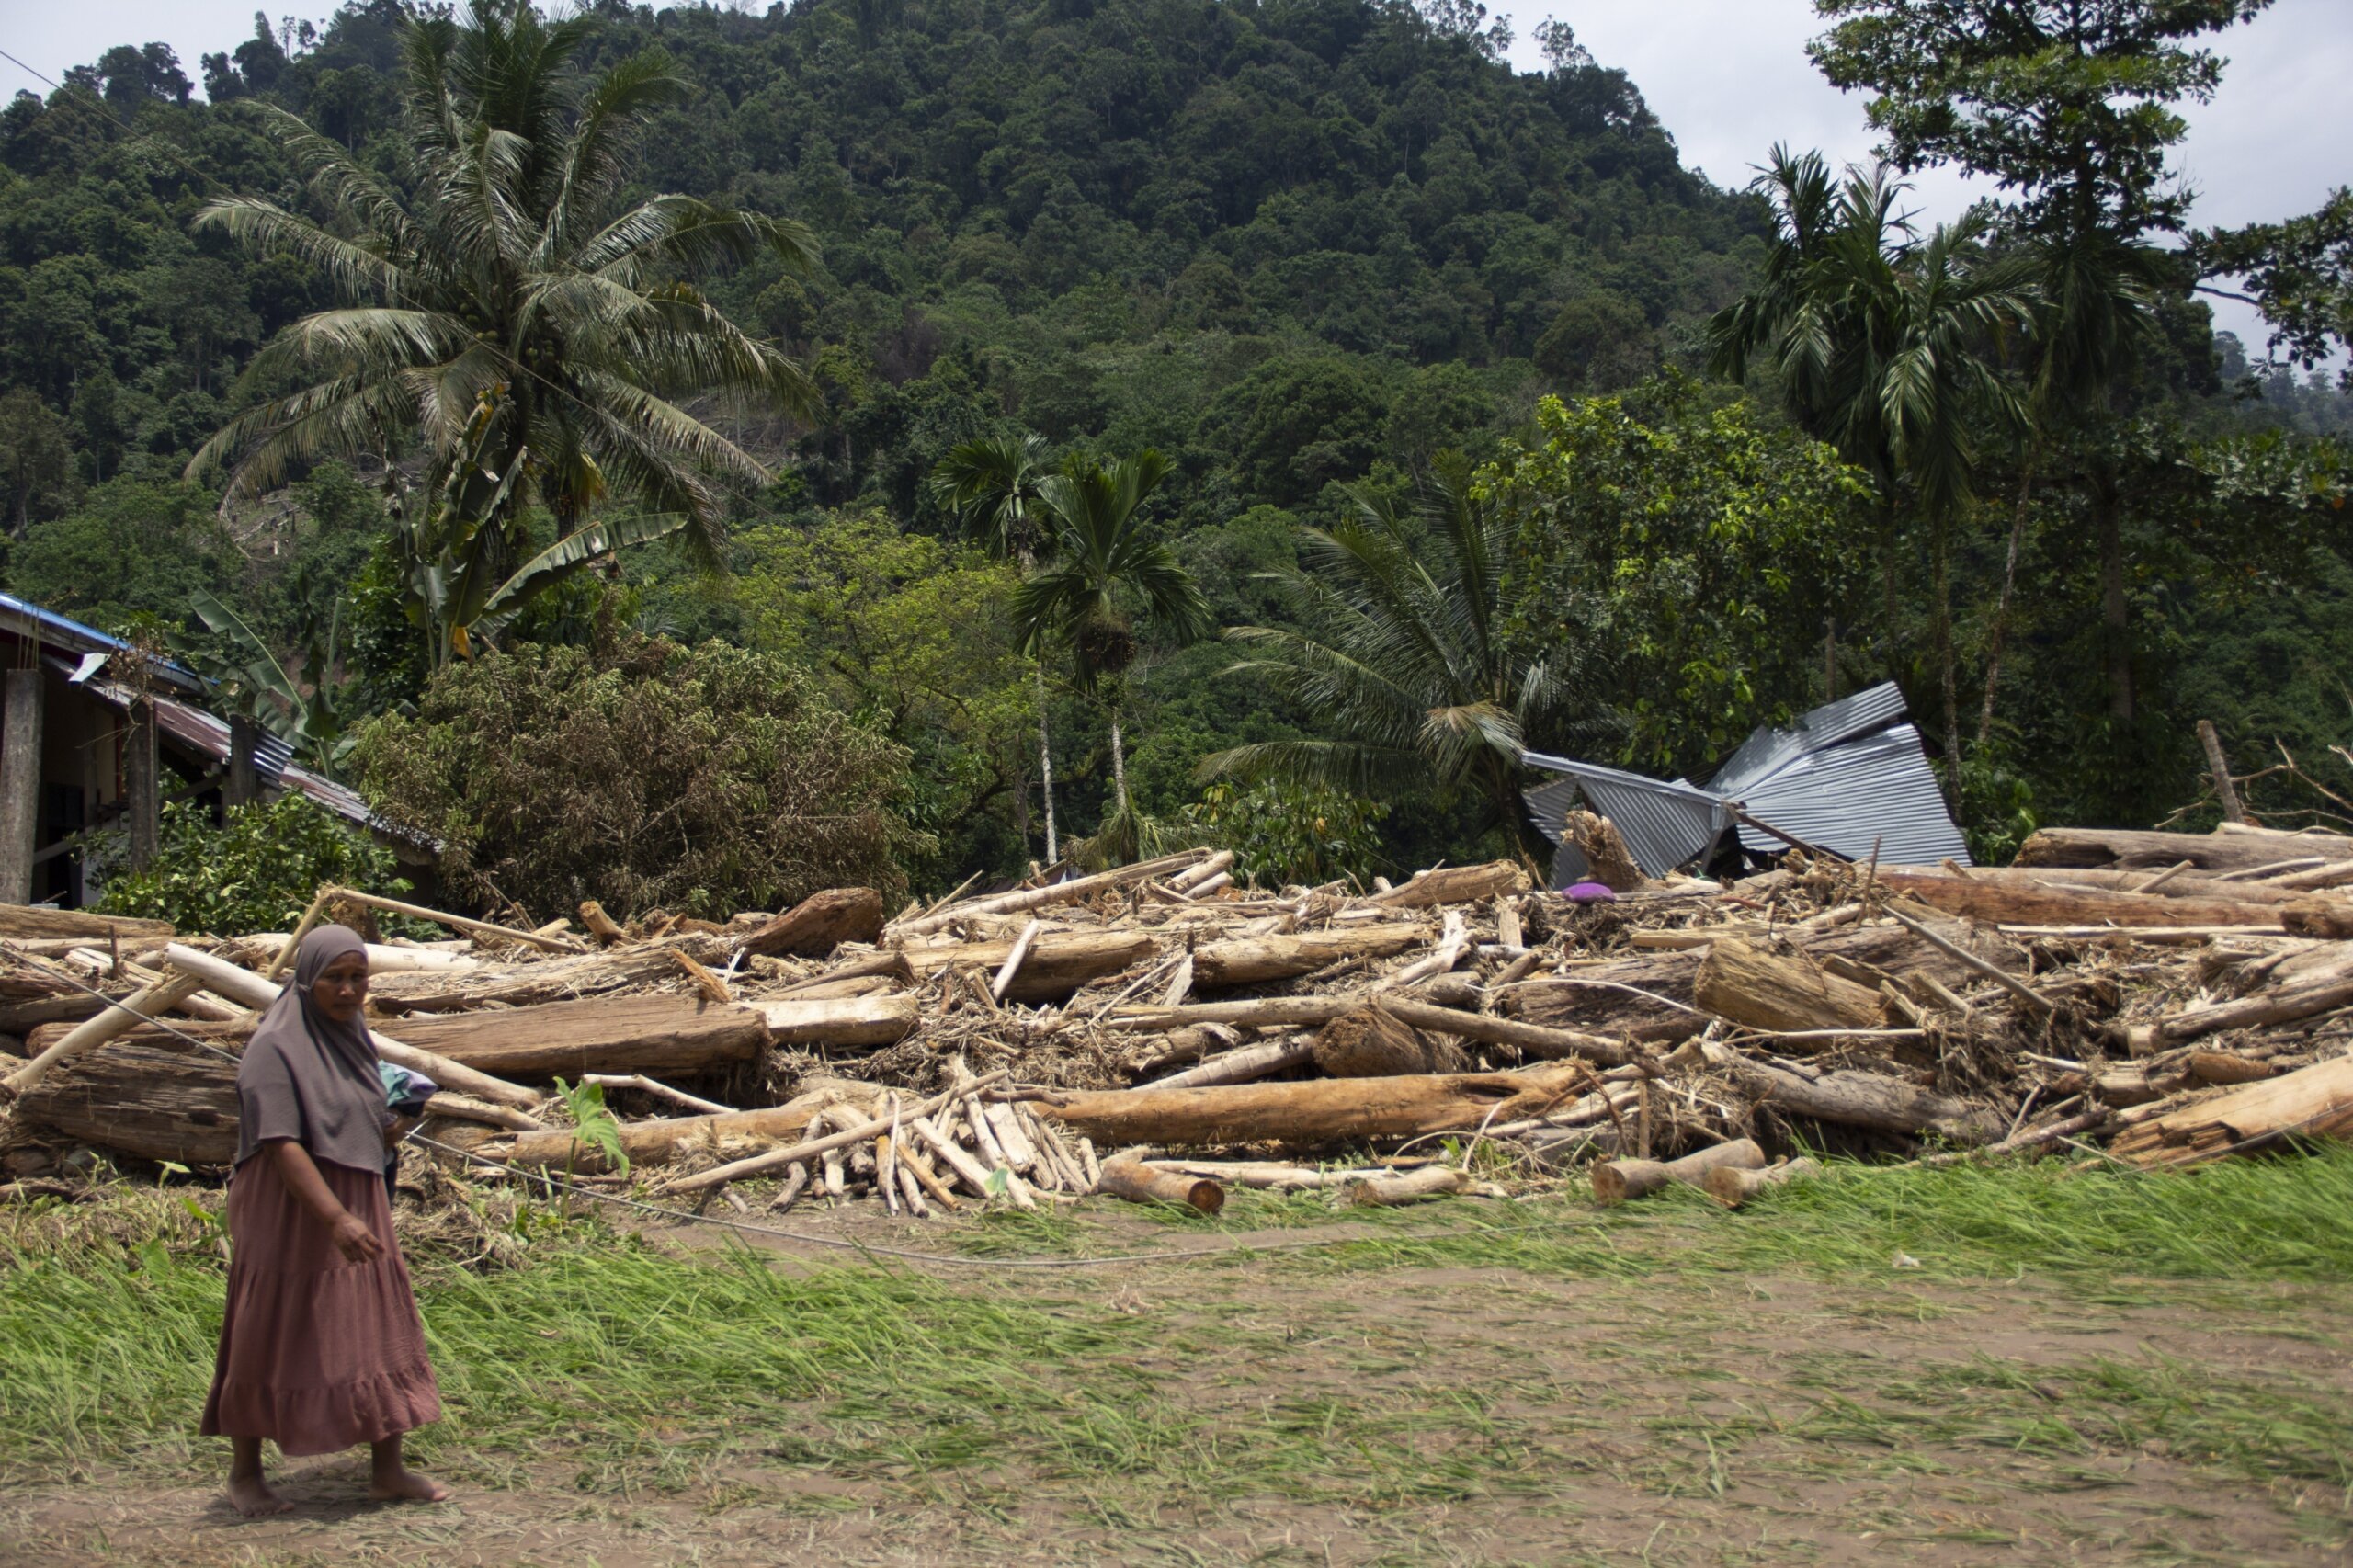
1563;881;1619;903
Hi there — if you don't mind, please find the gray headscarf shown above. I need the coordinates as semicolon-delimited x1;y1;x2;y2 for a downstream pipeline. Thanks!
232;925;386;1174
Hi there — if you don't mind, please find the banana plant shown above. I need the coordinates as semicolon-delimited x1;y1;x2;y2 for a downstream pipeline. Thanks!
173;587;355;774
390;397;688;668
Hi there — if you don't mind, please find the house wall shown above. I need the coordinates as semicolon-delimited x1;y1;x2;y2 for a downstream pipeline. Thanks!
0;631;130;906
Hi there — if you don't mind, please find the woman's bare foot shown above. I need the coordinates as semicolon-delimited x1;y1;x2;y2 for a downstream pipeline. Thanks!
225;1474;292;1517
367;1466;449;1504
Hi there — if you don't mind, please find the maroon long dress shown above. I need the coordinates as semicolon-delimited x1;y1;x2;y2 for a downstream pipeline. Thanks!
199;1152;441;1456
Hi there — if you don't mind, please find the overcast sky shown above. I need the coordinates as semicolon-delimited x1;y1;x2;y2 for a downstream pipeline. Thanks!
7;0;2349;352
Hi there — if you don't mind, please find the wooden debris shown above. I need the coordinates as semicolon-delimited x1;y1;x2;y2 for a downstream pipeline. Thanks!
1705;1156;1821;1208
741;887;886;958
1592;1139;1767;1204
1097;1154;1224;1213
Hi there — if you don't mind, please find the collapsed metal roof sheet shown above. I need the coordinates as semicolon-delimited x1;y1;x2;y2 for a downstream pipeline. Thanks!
1521;682;1969;879
1520;758;1730;884
1729;722;1970;867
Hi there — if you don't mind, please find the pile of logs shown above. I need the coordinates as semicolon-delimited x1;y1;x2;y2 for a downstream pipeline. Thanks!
4;821;2352;1214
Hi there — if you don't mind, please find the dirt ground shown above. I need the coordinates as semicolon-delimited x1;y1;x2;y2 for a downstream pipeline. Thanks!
4;1200;2349;1567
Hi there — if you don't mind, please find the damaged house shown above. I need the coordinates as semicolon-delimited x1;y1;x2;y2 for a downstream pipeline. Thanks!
0;593;398;908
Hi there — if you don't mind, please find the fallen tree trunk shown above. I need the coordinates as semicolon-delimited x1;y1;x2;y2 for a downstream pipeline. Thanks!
1189;923;1429;988
364;941;707;1014
388;994;770;1078
1344;1165;1473;1205
12;1036;241;1164
739;887;885;958
1367;860;1530;910
0;905;172;942
1694;940;1883;1033
1031;1062;1590;1147
1143;1037;1315;1089
1699;1042;2002;1142
1898;863;2308;905
1877;870;2290;930
2106;1055;2353;1167
500;1097;830;1175
901;930;1156;1001
2015;827;2353;876
0;972;203;1097
2123;972;2353;1051
1592;1139;1766;1204
756;994;920;1050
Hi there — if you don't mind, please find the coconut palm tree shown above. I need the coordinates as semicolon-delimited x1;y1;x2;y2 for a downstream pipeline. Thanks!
1202;464;1586;854
1006;449;1212;863
932;432;1063;862
189;0;815;573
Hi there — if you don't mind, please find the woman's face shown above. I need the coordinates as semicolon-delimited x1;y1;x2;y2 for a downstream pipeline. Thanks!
311;950;370;1024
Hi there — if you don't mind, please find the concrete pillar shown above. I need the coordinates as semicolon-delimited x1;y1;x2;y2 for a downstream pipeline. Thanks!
227;712;259;810
0;668;42;903
125;697;159;872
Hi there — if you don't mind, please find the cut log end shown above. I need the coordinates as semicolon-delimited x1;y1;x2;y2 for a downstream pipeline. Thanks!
1097;1154;1225;1214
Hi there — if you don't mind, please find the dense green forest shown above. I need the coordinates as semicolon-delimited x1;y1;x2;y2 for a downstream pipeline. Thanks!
2;0;2348;914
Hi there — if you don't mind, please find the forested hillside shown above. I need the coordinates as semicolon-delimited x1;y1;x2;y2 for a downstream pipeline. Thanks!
2;0;2347;910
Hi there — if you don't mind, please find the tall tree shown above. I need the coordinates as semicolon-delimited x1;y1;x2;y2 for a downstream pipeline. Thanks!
1810;0;2271;733
1009;450;1212;864
1710;153;2033;778
1206;465;1579;855
190;0;815;568
932;432;1064;864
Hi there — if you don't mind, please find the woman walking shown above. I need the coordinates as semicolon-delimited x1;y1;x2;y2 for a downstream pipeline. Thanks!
200;925;448;1514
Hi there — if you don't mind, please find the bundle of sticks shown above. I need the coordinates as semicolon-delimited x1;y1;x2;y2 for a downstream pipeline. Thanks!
4;821;2350;1213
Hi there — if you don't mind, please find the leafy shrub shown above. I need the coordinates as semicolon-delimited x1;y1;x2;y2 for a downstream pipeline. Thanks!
1163;780;1389;888
350;638;923;921
92;793;413;934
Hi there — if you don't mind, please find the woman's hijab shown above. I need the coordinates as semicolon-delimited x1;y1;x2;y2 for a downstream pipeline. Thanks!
232;925;387;1174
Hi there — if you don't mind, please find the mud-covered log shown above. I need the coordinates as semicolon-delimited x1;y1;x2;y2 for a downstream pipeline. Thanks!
1694;940;1883;1033
740;887;886;958
1033;1062;1589;1148
1189;923;1428;988
1311;1005;1470;1077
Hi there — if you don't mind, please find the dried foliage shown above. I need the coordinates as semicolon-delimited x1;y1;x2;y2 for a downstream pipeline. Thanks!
351;637;924;919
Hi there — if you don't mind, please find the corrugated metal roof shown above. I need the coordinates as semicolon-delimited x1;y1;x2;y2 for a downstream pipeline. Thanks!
1732;724;1970;866
1521;681;1970;875
0;593;206;695
1710;681;1910;794
1520;754;1733;880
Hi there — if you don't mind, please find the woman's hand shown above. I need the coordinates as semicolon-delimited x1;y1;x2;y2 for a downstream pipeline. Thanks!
330;1210;386;1264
